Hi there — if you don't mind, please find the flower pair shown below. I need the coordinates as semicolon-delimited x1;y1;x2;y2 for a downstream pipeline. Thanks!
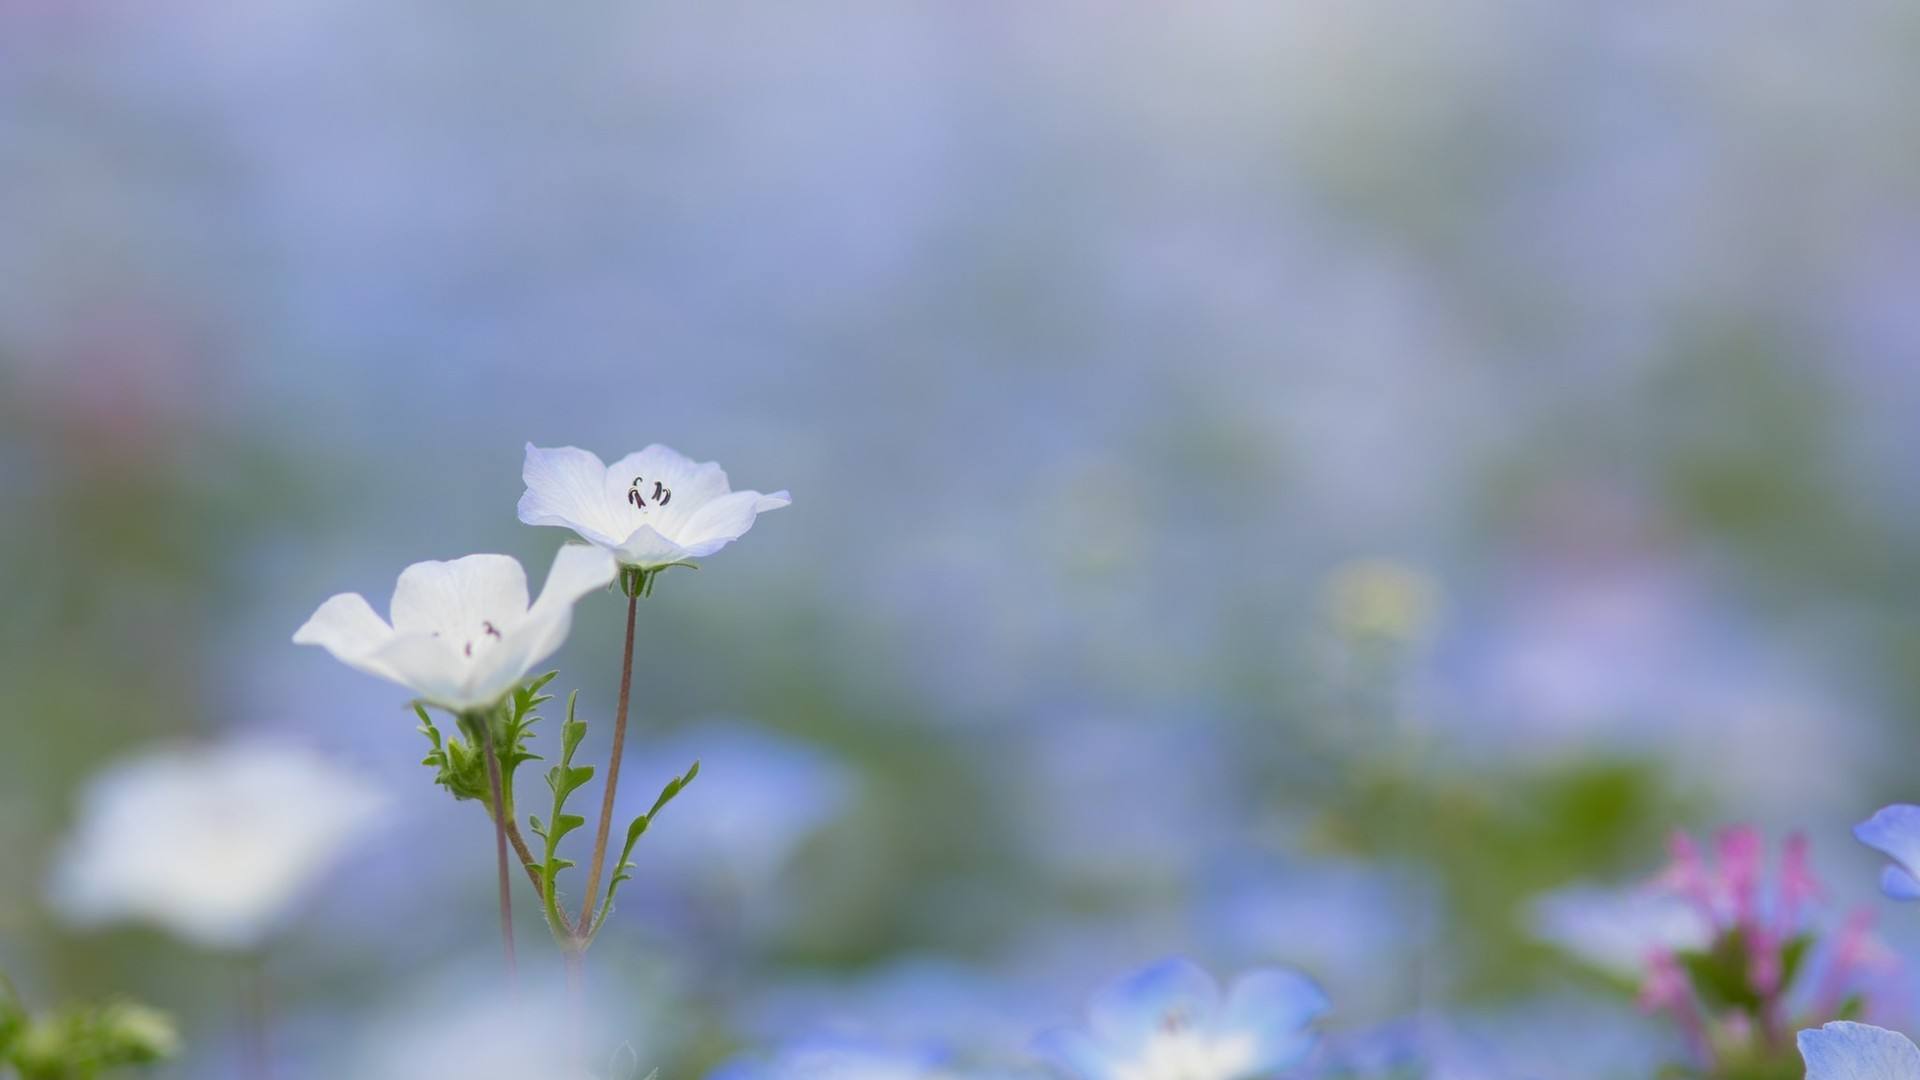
295;444;788;712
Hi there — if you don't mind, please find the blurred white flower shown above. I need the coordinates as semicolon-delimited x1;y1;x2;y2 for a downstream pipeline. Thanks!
1525;884;1713;980
294;545;615;713
346;964;660;1080
711;1038;958;1080
518;443;790;570
1034;958;1327;1080
49;742;383;950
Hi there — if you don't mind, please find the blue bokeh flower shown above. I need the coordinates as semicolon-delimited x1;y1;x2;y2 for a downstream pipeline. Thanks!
1855;805;1920;900
1034;958;1327;1080
1798;1021;1920;1078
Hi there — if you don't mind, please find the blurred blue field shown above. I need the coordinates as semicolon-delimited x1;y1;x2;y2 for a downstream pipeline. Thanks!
6;3;1920;1078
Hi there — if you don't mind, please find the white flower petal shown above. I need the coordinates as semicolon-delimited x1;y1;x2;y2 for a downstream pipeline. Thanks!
518;444;620;541
678;489;792;555
369;632;475;711
614;524;697;568
390;554;529;638
471;545;618;697
531;544;621;615
293;593;401;682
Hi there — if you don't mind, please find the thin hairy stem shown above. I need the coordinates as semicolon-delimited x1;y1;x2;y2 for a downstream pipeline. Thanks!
502;818;549;902
478;717;519;981
577;583;640;933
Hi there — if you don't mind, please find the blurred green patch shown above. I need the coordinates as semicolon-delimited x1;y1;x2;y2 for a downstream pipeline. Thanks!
1312;752;1693;1000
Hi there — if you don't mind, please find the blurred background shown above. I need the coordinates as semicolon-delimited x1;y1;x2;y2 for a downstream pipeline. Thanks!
4;1;1920;1077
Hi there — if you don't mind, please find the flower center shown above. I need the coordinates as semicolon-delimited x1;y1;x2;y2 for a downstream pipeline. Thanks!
626;475;673;510
442;619;504;660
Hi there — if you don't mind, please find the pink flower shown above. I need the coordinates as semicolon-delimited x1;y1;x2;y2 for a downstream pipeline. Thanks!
1639;950;1691;1014
1780;833;1824;926
1716;825;1765;929
1659;831;1718;924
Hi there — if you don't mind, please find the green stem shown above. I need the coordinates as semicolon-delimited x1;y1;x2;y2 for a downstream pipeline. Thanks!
502;819;548;904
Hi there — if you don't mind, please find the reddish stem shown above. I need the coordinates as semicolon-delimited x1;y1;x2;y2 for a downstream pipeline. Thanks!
578;584;640;934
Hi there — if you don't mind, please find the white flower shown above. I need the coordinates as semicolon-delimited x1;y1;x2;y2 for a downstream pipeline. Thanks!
349;968;612;1080
518;443;790;570
294;545;616;713
1525;884;1714;980
49;742;384;950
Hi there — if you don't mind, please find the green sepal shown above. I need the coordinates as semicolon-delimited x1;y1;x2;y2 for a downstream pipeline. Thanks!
413;673;556;816
619;562;697;598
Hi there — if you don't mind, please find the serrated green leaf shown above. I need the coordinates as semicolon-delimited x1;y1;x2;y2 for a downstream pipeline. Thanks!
532;687;596;938
592;761;700;934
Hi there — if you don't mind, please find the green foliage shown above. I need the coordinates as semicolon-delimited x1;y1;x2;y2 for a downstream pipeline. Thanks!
620;564;695;599
0;976;176;1080
487;680;702;946
1676;928;1765;1015
593;759;699;935
1314;754;1687;998
415;672;557;817
529;690;595;934
1663;928;1825;1078
0;975;21;1061
402;667;707;949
